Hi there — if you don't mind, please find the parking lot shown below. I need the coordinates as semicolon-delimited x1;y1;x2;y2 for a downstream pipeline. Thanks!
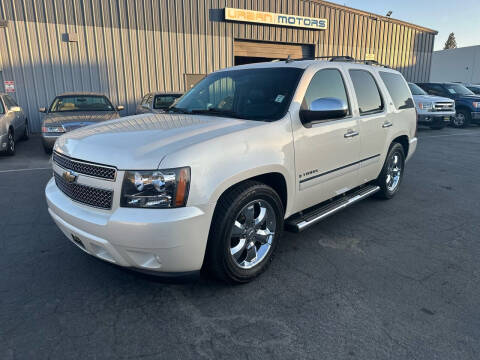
1;127;479;360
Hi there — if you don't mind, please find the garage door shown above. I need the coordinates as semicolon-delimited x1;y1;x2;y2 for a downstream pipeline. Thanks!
234;40;314;65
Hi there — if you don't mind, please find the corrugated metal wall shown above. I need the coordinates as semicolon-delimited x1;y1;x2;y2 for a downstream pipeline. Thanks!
0;0;436;131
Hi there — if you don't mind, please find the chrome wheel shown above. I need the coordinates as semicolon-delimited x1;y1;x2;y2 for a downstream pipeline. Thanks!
453;113;465;127
8;132;14;153
386;152;402;192
229;199;276;269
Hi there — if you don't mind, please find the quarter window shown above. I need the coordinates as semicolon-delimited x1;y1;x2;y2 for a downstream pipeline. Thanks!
349;70;384;115
380;72;414;110
303;68;350;116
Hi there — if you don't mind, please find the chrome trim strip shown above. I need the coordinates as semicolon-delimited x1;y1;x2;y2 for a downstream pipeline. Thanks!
53;151;117;181
296;186;380;232
299;154;380;184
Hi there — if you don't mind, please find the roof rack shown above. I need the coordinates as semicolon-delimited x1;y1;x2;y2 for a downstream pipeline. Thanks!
287;55;391;68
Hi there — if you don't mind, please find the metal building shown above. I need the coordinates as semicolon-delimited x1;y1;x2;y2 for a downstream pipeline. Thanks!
430;46;480;83
0;0;437;131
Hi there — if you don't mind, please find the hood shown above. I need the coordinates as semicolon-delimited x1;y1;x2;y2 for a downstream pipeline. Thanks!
54;113;263;169
43;111;119;129
412;94;454;103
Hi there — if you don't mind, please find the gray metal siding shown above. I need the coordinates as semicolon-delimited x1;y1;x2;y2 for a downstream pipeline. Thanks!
0;0;436;132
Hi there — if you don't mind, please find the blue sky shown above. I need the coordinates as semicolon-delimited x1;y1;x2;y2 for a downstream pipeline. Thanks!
340;0;480;50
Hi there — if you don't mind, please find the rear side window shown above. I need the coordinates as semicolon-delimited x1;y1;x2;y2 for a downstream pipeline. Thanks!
380;72;414;110
303;68;350;116
349;70;384;115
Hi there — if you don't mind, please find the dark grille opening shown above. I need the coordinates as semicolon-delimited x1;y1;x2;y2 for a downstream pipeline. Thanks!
54;173;113;209
53;152;116;180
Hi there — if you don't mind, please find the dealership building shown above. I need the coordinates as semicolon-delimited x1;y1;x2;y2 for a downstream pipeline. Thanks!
0;0;437;131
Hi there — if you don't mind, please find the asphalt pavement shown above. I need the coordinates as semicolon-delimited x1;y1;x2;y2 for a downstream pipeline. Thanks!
1;129;479;359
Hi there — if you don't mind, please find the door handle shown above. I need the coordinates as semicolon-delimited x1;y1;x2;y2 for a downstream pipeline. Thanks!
382;121;393;128
344;130;359;138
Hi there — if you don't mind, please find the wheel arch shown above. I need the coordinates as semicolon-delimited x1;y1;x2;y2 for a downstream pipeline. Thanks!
391;134;409;158
210;168;292;218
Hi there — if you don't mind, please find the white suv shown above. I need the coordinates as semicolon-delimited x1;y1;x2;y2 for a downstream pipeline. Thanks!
46;59;417;283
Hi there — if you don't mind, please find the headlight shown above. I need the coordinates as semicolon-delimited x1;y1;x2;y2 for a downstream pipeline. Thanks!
42;125;65;133
120;167;190;208
473;102;480;108
418;102;433;110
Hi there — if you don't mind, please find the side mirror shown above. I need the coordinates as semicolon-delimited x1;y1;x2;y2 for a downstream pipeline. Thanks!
10;106;21;112
300;98;348;127
39;107;47;113
116;105;124;111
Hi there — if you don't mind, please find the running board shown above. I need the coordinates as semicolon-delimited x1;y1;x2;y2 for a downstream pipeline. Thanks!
285;185;380;233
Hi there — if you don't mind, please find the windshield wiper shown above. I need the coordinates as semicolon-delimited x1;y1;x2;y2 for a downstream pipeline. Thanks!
168;107;191;114
189;108;245;119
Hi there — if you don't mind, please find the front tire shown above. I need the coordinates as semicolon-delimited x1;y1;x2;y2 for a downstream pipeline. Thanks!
451;109;471;128
6;129;15;156
375;143;405;199
205;181;284;283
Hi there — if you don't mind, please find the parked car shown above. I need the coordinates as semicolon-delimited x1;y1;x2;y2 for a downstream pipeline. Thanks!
40;92;123;153
465;85;480;95
136;92;183;114
416;82;480;127
0;93;29;155
46;59;417;283
407;83;455;130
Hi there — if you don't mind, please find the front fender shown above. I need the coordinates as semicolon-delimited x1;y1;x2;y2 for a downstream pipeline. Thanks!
159;116;297;217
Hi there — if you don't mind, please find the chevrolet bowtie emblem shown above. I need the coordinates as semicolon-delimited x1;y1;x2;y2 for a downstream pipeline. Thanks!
62;170;78;183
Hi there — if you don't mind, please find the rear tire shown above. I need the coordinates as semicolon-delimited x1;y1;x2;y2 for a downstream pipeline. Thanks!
6;129;15;156
451;109;471;128
22;120;30;140
43;144;52;154
375;143;405;199
205;181;284;283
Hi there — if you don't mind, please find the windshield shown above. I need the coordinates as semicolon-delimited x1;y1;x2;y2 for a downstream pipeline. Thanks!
154;94;182;109
171;67;304;121
408;83;427;96
444;84;474;96
49;95;114;112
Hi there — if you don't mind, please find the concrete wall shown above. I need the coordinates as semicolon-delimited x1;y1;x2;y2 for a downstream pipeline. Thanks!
430;46;480;84
0;0;437;132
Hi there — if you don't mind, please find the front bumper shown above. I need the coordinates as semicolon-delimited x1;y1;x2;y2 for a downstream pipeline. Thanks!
45;177;215;274
471;112;480;121
417;114;453;125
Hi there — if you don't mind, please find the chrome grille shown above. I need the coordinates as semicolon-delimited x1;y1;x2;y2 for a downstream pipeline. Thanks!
53;152;116;180
54;172;113;209
433;102;454;112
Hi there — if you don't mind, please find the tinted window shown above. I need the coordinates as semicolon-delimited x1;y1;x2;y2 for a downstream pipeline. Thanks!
380;72;414;110
408;83;427;96
422;84;445;96
154;94;182;109
444;83;474;96
50;95;114;112
303;68;350;116
3;95;16;108
349;70;383;115
0;98;4;114
172;68;304;121
467;86;480;95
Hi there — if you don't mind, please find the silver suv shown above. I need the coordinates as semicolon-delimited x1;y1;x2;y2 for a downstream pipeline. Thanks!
46;58;417;283
0;93;29;155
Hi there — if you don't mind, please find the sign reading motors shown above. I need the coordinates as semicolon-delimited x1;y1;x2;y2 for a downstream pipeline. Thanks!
225;8;327;30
